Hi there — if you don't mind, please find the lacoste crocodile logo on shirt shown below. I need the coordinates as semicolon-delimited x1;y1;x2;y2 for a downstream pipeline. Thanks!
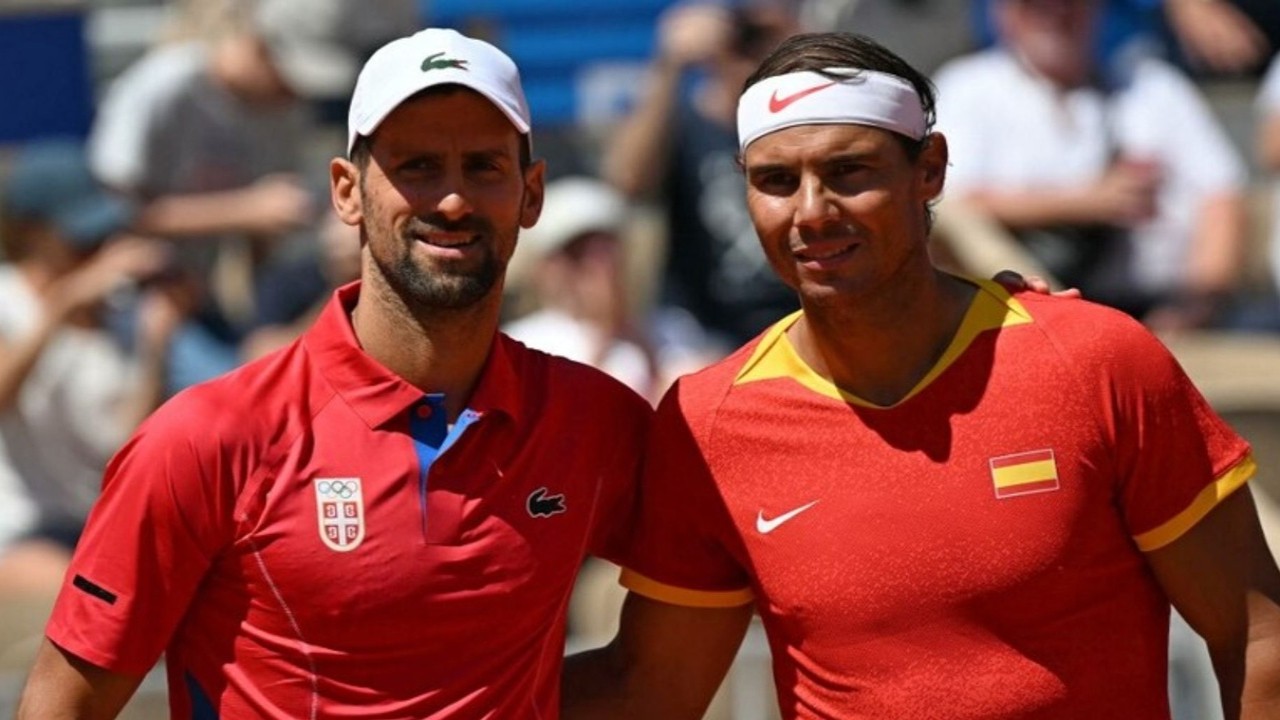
756;500;819;534
527;487;567;518
768;81;837;113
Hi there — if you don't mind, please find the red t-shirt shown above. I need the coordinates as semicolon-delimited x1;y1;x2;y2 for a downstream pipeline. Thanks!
47;281;650;719
623;279;1254;719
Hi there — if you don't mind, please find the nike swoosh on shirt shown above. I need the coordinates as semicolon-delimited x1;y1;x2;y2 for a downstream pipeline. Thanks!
768;82;837;113
756;500;819;534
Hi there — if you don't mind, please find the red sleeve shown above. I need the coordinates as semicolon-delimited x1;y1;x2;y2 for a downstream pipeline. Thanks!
45;399;241;675
588;390;651;565
1087;316;1253;550
620;381;753;608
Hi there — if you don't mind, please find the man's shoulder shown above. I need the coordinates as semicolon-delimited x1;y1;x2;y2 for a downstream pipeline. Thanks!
1119;54;1192;90
658;337;765;421
933;48;1017;92
90;42;209;182
103;42;207;104
684;340;759;389
144;340;325;449
1009;293;1174;373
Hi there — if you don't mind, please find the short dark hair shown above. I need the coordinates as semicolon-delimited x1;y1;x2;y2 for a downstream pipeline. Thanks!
743;32;937;160
348;86;533;170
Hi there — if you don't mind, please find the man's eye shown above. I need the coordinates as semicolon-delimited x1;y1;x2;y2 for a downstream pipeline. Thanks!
467;159;505;174
753;172;796;193
832;161;864;176
400;158;436;172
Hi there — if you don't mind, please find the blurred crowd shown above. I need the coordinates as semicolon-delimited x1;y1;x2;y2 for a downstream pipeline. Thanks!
0;0;1278;716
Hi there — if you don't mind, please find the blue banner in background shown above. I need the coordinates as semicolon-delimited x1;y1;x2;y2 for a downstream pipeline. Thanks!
0;9;94;144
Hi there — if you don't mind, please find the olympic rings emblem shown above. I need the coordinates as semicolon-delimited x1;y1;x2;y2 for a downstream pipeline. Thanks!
314;477;365;552
316;480;357;498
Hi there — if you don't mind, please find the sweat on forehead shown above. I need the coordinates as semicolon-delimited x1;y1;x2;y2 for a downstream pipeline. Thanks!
737;69;926;152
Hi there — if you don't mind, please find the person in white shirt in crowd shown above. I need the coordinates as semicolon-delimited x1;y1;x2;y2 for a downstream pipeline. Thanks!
934;0;1249;331
1256;54;1280;325
0;139;183;597
88;0;419;391
503;176;660;400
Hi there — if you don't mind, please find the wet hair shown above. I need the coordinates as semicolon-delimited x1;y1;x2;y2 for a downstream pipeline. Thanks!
742;32;937;160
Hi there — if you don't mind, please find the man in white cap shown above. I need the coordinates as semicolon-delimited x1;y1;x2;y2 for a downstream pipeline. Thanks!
87;0;421;393
503;176;659;400
18;28;650;719
563;31;1280;719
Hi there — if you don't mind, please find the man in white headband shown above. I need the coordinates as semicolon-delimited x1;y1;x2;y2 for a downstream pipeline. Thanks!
18;28;651;719
564;31;1280;719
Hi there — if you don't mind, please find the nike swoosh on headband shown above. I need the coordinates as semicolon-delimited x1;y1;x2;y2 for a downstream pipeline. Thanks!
768;81;838;113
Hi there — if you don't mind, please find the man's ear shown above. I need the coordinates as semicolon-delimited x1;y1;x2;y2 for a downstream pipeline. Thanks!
917;132;948;203
331;157;363;227
520;159;546;229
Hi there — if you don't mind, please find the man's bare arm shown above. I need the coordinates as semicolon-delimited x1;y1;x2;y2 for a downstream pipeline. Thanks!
562;592;753;719
1146;485;1280;719
16;639;144;720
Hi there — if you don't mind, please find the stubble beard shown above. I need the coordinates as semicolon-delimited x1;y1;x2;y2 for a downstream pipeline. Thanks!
361;197;505;313
375;233;500;311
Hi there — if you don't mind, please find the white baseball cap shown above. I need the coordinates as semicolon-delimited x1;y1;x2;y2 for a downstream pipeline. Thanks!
507;176;627;288
346;28;531;155
520;176;626;258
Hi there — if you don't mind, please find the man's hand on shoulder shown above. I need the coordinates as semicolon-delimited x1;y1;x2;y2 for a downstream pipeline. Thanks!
992;270;1081;299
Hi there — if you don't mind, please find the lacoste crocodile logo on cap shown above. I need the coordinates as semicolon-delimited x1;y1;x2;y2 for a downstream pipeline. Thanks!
422;52;469;72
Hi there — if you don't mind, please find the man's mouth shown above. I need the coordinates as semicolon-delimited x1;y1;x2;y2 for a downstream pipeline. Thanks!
418;231;480;248
795;240;858;264
796;243;854;260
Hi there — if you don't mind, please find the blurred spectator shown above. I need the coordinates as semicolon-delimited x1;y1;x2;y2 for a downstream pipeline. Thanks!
602;1;801;347
0;140;183;596
972;0;1272;77
165;0;422;102
802;0;977;75
1258;53;1280;324
935;0;1249;331
504;177;660;400
239;208;362;362
87;0;316;390
88;0;420;392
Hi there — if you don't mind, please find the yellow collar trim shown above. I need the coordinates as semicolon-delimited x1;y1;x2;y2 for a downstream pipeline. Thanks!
734;278;1033;407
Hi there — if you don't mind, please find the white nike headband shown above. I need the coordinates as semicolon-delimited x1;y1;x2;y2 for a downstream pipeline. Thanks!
737;68;926;152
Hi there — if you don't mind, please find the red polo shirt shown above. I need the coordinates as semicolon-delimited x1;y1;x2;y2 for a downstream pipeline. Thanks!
46;281;650;719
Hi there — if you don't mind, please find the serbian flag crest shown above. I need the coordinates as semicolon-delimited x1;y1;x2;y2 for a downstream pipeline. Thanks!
989;449;1060;499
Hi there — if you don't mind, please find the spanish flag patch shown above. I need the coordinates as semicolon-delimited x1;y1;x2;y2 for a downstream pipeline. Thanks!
989;449;1059;499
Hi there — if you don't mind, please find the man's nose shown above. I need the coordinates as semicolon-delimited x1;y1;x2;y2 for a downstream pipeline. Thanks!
434;189;474;221
793;176;836;229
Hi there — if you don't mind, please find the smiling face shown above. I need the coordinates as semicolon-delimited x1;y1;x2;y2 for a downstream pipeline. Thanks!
332;87;543;313
742;123;947;306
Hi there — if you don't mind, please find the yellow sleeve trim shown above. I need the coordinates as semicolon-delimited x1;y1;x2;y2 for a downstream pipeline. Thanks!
619;568;754;608
1133;454;1257;552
